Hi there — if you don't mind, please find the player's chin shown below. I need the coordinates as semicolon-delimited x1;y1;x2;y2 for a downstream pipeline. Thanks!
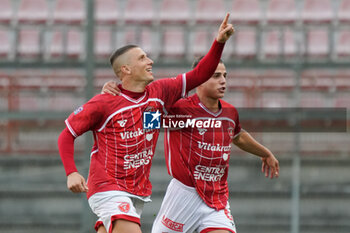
216;92;225;99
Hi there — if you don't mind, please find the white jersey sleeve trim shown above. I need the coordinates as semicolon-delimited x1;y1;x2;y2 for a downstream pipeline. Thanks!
65;119;78;138
233;128;244;139
90;149;99;159
97;98;167;132
181;73;187;98
165;129;173;176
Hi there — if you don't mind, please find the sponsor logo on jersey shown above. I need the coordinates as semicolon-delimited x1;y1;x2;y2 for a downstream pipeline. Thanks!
117;119;127;127
124;148;153;169
197;141;231;152
143;111;161;129
120;128;144;140
198;128;207;135
161;216;184;232
118;202;130;213
74;106;83;115
194;165;225;182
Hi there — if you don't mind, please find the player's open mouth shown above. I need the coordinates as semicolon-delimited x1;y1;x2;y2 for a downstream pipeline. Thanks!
146;68;153;75
218;87;225;93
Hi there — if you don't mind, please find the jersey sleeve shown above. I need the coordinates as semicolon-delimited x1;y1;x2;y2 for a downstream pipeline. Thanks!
65;95;106;137
148;74;186;112
233;107;242;137
184;40;225;92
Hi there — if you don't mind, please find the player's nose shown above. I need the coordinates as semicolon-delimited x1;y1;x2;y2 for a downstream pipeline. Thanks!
147;57;154;65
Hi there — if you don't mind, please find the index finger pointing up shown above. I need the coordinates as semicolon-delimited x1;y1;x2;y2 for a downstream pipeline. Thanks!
221;13;230;27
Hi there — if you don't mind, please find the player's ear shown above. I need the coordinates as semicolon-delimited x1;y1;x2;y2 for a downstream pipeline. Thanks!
120;65;131;75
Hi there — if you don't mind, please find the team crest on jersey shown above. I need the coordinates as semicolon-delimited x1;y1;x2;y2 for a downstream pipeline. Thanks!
198;128;207;135
117;119;127;127
227;127;234;139
118;202;130;213
222;153;228;161
74;106;83;115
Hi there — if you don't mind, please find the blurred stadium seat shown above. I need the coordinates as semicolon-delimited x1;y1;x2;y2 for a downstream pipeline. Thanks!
18;0;48;24
0;29;11;58
227;69;258;90
0;0;13;24
47;30;65;58
47;29;83;59
266;0;297;24
161;28;185;58
195;0;225;24
284;29;298;58
122;28;153;56
53;0;85;25
0;75;10;111
300;92;327;107
306;29;329;59
160;0;190;24
259;70;295;90
260;91;293;108
231;0;261;25
66;29;83;58
124;0;154;24
234;28;256;59
262;29;297;59
335;29;350;58
17;28;41;58
95;28;112;59
338;0;350;23
334;69;350;89
95;0;118;24
262;30;281;59
334;93;350;108
302;0;333;24
191;29;216;57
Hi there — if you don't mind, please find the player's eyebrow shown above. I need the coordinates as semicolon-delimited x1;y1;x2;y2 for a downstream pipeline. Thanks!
138;54;146;60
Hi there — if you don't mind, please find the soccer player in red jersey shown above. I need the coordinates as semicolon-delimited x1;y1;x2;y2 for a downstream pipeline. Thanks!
57;14;234;233
103;58;280;233
151;58;280;233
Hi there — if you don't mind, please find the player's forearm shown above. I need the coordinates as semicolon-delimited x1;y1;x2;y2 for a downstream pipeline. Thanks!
57;128;78;176
233;131;273;158
185;40;225;92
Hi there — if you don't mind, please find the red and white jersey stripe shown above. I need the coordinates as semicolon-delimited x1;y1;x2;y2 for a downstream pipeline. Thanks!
65;75;186;199
164;94;241;210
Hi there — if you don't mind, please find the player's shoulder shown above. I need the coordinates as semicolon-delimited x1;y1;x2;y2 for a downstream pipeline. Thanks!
89;93;118;103
147;74;183;87
173;95;195;107
220;99;235;108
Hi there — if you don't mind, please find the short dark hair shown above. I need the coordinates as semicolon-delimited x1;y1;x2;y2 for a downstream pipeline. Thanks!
191;56;224;69
109;45;138;66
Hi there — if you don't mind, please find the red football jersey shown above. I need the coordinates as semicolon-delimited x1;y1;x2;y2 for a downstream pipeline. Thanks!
65;75;186;198
164;94;241;210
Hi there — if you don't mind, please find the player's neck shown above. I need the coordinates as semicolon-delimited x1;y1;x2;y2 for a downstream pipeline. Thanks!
121;80;147;93
197;93;220;113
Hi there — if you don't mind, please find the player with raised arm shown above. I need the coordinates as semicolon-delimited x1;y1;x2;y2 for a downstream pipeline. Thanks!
102;59;279;233
151;58;279;233
57;14;234;233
